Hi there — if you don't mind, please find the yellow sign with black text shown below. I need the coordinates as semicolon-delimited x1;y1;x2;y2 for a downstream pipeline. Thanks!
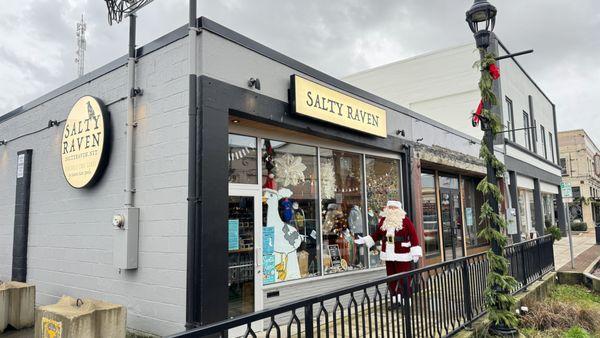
61;96;109;188
291;75;387;138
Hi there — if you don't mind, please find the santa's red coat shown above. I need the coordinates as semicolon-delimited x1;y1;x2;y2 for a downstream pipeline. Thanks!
364;216;422;262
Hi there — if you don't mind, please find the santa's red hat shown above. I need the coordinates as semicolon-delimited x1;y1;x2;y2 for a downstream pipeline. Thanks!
263;173;277;192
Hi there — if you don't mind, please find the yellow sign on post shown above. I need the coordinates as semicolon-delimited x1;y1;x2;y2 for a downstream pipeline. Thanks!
291;75;387;138
61;96;110;188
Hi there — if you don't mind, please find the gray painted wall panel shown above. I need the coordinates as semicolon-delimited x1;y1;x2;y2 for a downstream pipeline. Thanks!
200;30;481;160
0;37;189;336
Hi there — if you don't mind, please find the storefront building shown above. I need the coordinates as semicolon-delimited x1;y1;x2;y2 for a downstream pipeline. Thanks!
0;18;486;336
558;129;600;227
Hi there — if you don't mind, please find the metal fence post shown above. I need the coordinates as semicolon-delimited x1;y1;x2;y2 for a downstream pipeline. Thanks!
304;303;314;338
520;242;527;290
402;276;413;338
462;259;473;326
550;236;556;270
536;238;543;280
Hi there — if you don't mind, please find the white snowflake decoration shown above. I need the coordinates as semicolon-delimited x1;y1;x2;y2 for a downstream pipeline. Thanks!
320;160;336;199
274;153;306;187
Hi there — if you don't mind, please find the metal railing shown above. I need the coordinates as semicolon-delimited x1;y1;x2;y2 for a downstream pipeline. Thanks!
169;235;554;338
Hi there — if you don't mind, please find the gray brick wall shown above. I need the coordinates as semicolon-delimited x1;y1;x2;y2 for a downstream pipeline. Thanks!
0;36;189;336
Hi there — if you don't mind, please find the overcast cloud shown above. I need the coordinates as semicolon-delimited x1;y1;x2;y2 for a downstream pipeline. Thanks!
1;0;598;144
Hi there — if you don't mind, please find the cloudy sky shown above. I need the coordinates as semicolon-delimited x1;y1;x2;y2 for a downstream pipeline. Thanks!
1;0;598;144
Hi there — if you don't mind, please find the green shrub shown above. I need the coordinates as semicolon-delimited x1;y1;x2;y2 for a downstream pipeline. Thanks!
546;226;562;242
571;222;588;231
564;326;590;338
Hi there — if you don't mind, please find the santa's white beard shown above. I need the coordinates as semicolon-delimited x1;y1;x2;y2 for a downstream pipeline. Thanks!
382;208;406;231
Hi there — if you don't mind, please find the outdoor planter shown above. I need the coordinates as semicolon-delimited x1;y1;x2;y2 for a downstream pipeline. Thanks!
0;283;8;333
0;281;35;332
35;296;126;338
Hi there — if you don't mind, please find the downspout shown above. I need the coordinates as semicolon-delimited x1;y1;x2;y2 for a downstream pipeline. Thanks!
11;150;33;282
125;14;137;208
186;0;199;328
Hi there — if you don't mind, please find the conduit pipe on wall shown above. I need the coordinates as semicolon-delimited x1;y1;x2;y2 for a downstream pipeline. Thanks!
125;14;137;208
186;0;199;327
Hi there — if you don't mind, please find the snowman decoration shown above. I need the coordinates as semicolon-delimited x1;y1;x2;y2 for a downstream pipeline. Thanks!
263;187;302;281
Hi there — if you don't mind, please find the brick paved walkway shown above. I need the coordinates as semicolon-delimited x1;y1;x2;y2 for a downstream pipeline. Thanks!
553;231;598;269
558;244;600;272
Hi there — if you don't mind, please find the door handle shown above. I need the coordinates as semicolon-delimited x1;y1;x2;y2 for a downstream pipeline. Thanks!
255;247;262;268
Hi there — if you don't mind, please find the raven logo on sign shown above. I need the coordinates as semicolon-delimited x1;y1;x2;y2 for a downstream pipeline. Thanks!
61;96;110;188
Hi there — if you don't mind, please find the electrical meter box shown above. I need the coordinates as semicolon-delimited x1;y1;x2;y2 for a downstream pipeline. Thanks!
113;208;139;269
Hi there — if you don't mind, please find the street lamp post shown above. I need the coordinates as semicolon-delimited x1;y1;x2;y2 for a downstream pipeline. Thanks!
466;0;501;260
466;1;519;335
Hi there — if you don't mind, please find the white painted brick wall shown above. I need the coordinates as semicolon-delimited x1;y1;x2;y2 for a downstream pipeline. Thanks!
0;36;189;336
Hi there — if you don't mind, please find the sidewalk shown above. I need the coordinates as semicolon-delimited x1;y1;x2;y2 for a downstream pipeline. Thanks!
553;231;598;270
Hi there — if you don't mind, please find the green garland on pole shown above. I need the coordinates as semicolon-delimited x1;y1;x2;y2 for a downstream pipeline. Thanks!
475;50;519;329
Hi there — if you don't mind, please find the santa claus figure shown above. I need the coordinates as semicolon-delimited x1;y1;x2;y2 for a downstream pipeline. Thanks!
356;200;422;303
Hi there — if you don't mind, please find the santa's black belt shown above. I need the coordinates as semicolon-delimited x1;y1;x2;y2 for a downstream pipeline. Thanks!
386;235;410;243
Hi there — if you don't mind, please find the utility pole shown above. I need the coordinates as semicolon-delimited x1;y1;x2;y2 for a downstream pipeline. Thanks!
75;14;87;77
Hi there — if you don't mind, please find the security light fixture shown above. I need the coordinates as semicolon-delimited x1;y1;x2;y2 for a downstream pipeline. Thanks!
466;0;497;48
248;78;261;90
395;129;405;137
0;140;6;146
47;120;60;128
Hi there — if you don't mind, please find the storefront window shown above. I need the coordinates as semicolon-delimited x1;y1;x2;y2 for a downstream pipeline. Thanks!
527;190;536;236
228;134;257;184
320;149;367;274
542;193;556;227
518;189;529;237
421;172;440;258
439;175;464;260
462;177;487;248
261;139;319;284
366;156;401;267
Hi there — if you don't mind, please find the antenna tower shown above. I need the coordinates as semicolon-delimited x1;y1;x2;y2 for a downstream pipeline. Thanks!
75;15;87;77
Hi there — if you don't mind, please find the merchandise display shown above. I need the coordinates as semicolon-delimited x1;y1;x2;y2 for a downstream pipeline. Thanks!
365;157;401;267
262;139;320;284
320;149;367;274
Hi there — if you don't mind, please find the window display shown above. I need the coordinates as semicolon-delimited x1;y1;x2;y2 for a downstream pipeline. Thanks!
261;139;319;284
229;131;405;283
542;193;556;227
228;134;258;184
366;156;401;267
320;149;367;274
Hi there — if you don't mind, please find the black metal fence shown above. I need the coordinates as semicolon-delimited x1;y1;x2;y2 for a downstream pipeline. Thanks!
168;235;554;338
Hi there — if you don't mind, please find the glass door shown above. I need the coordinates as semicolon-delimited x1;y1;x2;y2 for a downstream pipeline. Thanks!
227;185;263;335
439;175;465;260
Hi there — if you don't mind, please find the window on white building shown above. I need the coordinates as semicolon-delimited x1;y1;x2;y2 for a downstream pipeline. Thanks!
505;97;515;142
523;111;532;151
540;125;547;159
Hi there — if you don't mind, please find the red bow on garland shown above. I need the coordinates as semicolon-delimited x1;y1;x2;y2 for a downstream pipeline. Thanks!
472;100;483;127
471;63;500;127
489;63;500;80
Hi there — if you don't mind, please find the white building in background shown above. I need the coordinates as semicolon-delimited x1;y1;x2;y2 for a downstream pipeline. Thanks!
344;33;566;240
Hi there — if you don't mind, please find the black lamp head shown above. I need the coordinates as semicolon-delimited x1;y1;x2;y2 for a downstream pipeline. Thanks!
466;0;497;49
466;0;497;34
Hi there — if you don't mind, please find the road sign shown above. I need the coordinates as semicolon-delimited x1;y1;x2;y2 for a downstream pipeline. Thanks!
561;182;573;199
